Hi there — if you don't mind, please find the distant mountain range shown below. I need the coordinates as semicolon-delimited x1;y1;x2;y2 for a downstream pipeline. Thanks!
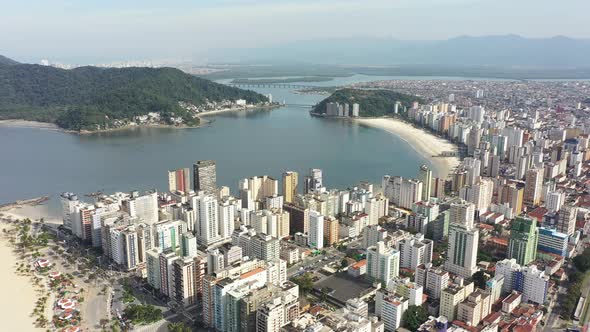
0;55;267;131
213;35;590;67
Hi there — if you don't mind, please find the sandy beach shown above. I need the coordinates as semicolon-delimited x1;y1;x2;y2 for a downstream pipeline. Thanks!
0;203;61;331
0;204;55;332
356;118;461;178
0;236;41;331
0;203;62;225
0;119;59;130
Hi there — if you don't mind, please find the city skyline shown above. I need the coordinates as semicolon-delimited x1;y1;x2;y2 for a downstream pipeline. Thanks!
2;2;590;330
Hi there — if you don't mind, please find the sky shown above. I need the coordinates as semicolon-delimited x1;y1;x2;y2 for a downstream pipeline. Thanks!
1;0;588;63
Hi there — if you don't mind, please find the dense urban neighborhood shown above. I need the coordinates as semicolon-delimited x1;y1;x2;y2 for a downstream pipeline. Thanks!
3;77;590;332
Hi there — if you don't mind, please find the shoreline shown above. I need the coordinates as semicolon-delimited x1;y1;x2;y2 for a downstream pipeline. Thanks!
355;117;461;178
0;119;60;130
196;104;281;117
73;122;205;135
0;104;280;135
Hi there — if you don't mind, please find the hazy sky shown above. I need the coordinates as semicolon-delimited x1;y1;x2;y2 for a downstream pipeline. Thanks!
1;0;588;63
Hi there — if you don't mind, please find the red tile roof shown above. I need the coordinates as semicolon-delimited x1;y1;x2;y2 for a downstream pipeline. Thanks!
490;237;508;247
240;267;265;279
351;259;367;269
528;207;548;221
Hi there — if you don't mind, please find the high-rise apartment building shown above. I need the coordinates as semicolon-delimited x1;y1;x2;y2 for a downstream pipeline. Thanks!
172;256;200;306
304;168;323;193
446;203;479;278
524;168;543;207
380;295;408;331
456;289;491;327
382;175;424;210
60;192;79;231
193;160;217;195
362;225;388;249
217;198;236;241
365;194;389;226
507;216;539;265
180;232;197;258
250;233;281;261
366;241;400;283
418;165;433;201
498;183;524;216
494;259;549;305
459;178;493;213
397;233;433;270
158;249;179;297
309;210;324;249
450;201;475;227
415;263;449;300
546;190;565;213
168;168;191;193
440;280;475;322
240;175;279;206
283;203;309;234
537;227;568;257
323;217;339;247
557;205;577;236
192;193;220;246
123;191;159;225
282;171;298;204
152;220;185;251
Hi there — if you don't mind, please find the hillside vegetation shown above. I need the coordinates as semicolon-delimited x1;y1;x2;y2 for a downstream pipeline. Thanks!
0;55;19;66
313;88;422;117
0;59;267;131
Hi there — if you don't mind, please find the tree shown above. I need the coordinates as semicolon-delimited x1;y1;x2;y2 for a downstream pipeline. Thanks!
493;224;503;234
124;304;162;325
292;273;314;294
320;287;330;302
472;271;489;289
313;88;423;117
477;250;493;263
168;322;192;332
433;241;448;254
99;318;109;329
573;248;590;272
402;305;428;331
340;258;349;269
570;271;584;283
0;64;268;131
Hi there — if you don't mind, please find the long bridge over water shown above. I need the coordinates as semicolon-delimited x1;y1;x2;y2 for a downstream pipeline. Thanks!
224;83;317;108
227;83;319;89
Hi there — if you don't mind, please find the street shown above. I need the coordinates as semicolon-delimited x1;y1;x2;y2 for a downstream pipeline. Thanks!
287;247;344;277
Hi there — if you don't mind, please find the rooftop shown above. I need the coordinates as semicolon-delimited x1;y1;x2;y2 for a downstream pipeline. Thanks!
313;272;375;307
240;267;266;280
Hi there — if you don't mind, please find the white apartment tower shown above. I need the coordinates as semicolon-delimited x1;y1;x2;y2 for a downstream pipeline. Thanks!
367;241;400;283
397;233;433;270
546;190;565;213
309;210;324;249
193;193;220;246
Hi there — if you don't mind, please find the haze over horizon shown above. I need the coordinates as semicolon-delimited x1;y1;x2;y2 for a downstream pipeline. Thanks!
1;0;589;64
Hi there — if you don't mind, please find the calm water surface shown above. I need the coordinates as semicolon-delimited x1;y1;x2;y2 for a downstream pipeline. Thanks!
0;74;487;214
